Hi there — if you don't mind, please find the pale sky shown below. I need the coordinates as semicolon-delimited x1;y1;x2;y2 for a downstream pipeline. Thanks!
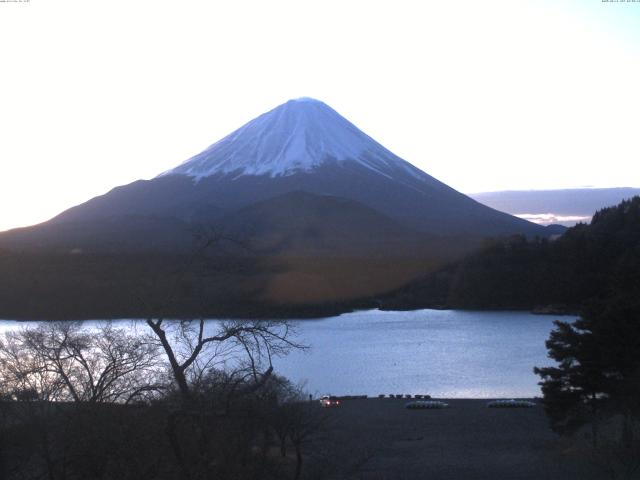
1;0;639;231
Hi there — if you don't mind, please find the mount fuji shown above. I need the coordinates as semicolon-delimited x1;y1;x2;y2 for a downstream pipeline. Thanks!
15;97;545;245
0;98;553;314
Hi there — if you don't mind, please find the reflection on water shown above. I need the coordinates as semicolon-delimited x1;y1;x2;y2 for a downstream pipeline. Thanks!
0;309;571;398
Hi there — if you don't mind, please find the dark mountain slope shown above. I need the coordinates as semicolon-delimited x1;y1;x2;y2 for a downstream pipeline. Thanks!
49;161;544;238
0;215;196;253
220;190;429;255
50;175;226;227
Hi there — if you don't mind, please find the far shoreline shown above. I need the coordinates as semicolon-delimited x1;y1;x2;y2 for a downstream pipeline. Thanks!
0;305;580;323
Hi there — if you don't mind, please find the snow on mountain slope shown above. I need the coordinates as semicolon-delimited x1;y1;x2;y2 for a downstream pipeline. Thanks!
160;97;425;181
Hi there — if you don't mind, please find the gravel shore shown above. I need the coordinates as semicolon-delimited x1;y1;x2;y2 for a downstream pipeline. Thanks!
318;398;599;480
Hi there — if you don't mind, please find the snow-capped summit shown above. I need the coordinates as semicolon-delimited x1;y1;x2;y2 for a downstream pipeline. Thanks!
160;97;423;181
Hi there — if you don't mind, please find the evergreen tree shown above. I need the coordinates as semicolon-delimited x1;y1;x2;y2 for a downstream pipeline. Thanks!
535;295;640;445
534;315;608;441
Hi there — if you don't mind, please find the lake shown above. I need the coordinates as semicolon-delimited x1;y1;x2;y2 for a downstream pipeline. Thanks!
272;309;569;398
0;309;572;398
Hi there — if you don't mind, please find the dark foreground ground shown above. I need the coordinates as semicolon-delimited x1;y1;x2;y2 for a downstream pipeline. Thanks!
319;398;599;480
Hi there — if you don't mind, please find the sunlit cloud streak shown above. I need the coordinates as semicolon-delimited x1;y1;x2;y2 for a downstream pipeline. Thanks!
515;213;591;226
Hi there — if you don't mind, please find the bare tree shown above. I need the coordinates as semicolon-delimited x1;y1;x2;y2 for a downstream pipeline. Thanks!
0;322;165;404
0;322;168;480
136;232;309;479
137;315;304;480
145;317;303;402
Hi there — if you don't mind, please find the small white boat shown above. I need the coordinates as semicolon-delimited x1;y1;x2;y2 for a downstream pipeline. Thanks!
487;399;536;408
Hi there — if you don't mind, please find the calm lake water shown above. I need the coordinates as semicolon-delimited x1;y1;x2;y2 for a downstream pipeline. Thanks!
0;309;572;398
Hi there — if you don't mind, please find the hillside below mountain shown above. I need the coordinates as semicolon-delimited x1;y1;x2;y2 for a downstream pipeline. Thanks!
381;196;640;311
